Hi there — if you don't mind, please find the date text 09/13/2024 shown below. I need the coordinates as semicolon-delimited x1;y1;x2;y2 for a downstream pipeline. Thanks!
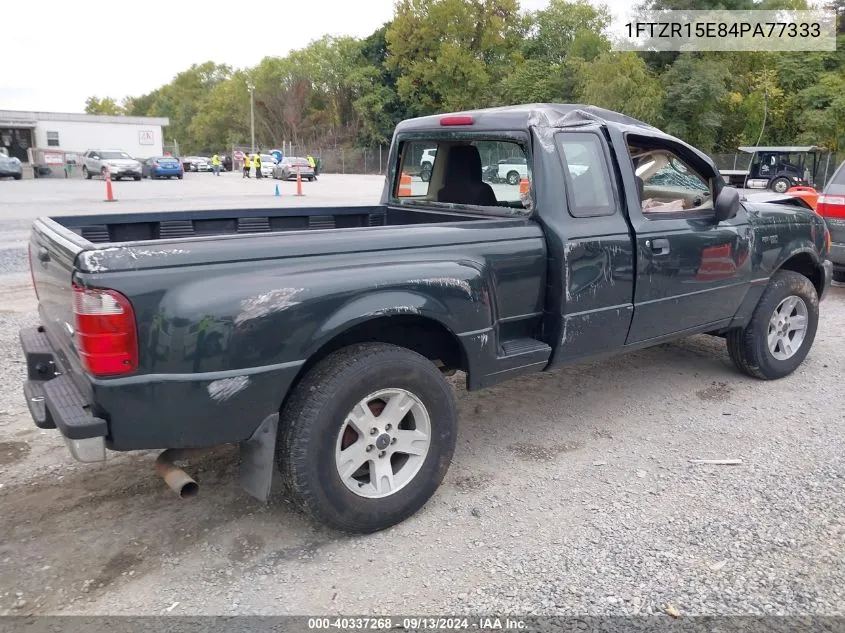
307;617;527;630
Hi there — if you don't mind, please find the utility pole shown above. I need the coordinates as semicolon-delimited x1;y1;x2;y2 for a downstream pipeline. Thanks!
247;83;255;154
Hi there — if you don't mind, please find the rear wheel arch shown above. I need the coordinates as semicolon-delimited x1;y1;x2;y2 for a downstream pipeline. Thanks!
281;314;470;416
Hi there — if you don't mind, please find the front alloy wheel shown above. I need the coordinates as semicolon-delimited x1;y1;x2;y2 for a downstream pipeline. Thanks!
767;295;808;360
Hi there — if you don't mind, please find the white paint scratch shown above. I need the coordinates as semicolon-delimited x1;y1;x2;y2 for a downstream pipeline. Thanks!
234;288;304;326
81;252;108;272
207;376;250;402
476;332;489;349
371;306;422;316
80;247;190;271
133;249;189;257
407;277;473;298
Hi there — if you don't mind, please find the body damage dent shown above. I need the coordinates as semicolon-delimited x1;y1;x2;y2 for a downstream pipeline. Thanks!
234;288;304;326
207;375;250;402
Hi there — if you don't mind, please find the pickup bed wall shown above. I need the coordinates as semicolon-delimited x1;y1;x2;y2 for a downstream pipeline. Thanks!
52;206;481;245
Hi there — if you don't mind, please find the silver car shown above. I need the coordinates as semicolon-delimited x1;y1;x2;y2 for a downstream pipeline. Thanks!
0;148;23;180
82;149;142;181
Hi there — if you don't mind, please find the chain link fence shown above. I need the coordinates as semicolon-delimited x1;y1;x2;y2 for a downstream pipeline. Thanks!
227;143;390;175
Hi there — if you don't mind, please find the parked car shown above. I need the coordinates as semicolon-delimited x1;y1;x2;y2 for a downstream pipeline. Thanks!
817;159;845;282
497;156;528;185
18;104;834;536
258;154;277;178
142;156;184;180
82;149;142;181
273;156;313;181
182;156;210;172
0;148;23;180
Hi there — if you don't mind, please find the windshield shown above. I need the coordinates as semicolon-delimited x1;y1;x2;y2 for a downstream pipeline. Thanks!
100;151;132;159
260;154;275;162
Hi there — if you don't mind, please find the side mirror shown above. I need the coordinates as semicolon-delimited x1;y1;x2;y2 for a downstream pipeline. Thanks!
714;186;740;223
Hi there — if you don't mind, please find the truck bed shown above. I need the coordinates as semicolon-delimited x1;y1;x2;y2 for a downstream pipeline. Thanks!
50;205;483;244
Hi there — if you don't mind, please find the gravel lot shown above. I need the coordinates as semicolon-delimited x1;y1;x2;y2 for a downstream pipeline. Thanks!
0;173;843;617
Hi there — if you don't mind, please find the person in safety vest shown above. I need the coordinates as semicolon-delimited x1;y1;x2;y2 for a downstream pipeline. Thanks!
242;153;251;178
212;153;221;176
254;153;263;179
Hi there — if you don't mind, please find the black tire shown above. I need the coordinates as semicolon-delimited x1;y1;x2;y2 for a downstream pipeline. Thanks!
421;161;432;172
507;170;520;185
420;168;431;183
133;175;141;181
833;270;845;283
13;173;22;180
277;342;457;534
84;166;91;180
726;269;819;380
770;177;791;194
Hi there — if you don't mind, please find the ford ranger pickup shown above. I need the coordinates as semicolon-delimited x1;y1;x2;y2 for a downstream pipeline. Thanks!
19;104;834;533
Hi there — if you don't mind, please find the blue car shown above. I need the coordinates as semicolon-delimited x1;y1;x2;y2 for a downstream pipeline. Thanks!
142;156;184;180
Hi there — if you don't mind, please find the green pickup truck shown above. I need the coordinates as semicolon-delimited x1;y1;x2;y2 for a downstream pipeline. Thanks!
20;104;833;533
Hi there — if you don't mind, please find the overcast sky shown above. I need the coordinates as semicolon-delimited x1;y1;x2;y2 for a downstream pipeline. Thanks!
4;0;629;114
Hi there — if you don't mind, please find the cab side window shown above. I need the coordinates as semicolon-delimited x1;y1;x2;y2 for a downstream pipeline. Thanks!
628;142;713;217
554;133;616;218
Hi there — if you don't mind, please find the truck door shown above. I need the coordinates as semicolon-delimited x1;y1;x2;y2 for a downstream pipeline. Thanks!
622;137;753;343
540;127;637;367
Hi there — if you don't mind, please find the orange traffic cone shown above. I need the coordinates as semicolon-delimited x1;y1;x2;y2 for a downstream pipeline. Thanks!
295;166;304;197
398;172;412;196
519;177;529;196
104;167;116;202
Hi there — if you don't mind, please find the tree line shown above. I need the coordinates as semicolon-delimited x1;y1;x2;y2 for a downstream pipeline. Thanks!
84;0;845;156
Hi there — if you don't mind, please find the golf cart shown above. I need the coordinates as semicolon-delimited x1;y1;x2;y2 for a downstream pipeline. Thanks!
721;145;827;193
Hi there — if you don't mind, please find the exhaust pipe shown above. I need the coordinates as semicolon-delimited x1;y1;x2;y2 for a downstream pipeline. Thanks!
155;449;200;498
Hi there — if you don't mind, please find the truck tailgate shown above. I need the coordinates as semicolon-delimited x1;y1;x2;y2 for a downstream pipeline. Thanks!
28;219;86;382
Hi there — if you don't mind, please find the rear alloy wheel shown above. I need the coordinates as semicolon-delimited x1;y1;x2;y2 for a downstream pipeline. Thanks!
278;342;457;534
83;166;92;180
726;269;818;379
507;170;520;185
420;168;432;182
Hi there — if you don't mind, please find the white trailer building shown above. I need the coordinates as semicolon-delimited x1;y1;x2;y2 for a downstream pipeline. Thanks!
0;110;170;176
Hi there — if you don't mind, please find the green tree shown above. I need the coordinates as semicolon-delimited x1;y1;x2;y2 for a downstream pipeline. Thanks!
84;96;124;115
659;54;730;151
386;0;523;114
576;52;664;124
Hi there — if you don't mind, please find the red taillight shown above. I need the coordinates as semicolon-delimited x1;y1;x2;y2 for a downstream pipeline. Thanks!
817;194;845;218
28;243;40;300
72;285;138;377
440;115;474;126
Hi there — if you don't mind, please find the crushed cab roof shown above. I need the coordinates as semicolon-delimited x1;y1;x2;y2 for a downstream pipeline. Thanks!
394;103;662;135
738;146;826;153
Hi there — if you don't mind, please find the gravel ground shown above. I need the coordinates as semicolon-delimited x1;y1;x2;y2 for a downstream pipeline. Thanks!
0;175;843;617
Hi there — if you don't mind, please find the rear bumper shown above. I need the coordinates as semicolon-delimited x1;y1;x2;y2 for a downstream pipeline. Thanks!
19;326;107;462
